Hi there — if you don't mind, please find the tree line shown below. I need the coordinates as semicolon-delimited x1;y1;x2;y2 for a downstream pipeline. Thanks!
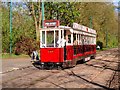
1;2;118;55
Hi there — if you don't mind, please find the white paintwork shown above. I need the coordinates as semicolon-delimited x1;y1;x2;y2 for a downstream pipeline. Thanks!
40;22;96;48
73;23;96;35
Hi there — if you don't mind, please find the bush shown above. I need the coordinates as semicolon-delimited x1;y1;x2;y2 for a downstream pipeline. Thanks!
96;41;103;49
14;37;39;56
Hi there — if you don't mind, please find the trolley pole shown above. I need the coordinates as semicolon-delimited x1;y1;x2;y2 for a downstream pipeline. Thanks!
42;0;44;28
10;0;12;54
90;16;92;28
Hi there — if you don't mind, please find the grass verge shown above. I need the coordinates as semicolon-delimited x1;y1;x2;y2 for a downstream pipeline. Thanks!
1;53;29;59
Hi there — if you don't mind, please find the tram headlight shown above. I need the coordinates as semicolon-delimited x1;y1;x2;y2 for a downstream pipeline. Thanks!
56;63;60;65
41;62;44;65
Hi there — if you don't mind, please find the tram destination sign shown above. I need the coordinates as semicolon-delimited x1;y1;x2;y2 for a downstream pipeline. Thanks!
44;20;60;28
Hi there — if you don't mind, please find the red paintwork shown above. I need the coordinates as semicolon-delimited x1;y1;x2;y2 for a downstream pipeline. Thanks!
40;45;96;63
66;46;74;60
67;45;96;60
40;48;64;63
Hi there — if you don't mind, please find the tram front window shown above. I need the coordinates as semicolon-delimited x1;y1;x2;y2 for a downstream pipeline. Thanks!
41;30;64;48
47;31;54;47
46;30;59;47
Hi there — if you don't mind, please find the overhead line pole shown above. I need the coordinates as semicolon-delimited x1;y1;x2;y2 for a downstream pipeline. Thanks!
10;0;12;54
42;0;44;28
90;16;92;28
106;30;108;48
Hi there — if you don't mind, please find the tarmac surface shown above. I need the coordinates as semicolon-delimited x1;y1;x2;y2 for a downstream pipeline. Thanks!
2;57;32;74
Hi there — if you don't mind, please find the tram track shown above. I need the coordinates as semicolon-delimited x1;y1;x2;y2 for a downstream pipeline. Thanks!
106;66;118;88
2;48;119;88
18;73;53;88
2;67;57;86
2;65;33;74
62;48;119;89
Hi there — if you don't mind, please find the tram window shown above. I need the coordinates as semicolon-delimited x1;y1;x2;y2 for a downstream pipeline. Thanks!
46;31;54;47
79;34;82;45
90;37;91;44
83;36;85;45
64;30;66;37
86;36;88;45
73;33;76;42
55;31;59;45
85;36;87;44
73;33;76;40
68;35;71;43
88;37;90;44
91;37;93;44
42;31;45;44
61;30;63;38
92;37;94;44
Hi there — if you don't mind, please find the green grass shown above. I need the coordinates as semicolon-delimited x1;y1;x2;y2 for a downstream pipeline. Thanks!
1;53;29;59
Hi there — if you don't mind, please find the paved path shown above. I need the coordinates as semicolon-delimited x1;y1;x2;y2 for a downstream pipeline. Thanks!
2;57;32;73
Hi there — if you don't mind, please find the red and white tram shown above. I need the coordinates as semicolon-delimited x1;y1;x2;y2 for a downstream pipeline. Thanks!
33;20;96;69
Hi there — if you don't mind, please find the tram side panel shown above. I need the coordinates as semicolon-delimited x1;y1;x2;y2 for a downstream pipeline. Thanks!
72;39;96;62
72;44;96;61
66;45;74;60
83;44;96;56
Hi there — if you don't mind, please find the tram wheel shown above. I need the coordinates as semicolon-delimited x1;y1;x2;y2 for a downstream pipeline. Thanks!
41;65;44;70
91;55;96;59
49;64;54;70
57;66;62;70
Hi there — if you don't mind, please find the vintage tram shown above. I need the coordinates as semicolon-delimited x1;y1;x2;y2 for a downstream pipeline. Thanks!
32;20;96;69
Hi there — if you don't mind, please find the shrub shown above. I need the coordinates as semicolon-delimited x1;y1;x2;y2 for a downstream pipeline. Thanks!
96;41;103;49
14;37;39;56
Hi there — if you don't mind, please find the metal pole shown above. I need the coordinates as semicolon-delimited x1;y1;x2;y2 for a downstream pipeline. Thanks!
42;0;44;28
10;0;12;54
90;16;92;28
106;30;108;48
